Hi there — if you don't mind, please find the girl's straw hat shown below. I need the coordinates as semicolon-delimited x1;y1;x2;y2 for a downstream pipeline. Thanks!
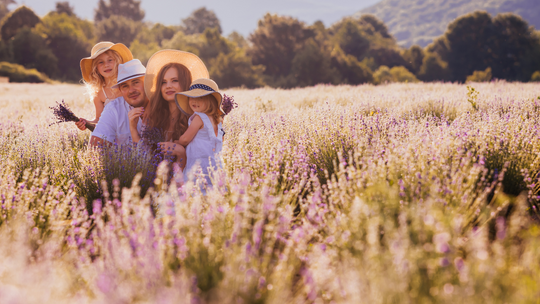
175;78;224;116
144;49;209;100
80;42;133;82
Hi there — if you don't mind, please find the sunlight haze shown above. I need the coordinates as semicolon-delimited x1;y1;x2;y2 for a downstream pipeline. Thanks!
16;0;381;36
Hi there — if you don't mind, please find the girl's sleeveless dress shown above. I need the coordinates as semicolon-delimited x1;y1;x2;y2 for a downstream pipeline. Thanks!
103;87;115;106
184;112;223;189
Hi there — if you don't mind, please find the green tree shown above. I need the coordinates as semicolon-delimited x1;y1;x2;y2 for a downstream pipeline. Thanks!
331;47;373;85
0;40;10;61
0;0;16;21
437;11;495;82
490;13;540;81
531;71;540;82
94;0;144;22
198;27;231;62
248;14;314;82
288;38;339;87
358;14;392;39
209;49;265;89
228;31;248;49
0;5;41;41
35;12;94;81
55;2;75;17
182;7;221;35
10;27;58;77
403;45;424;75
161;31;203;56
331;15;405;69
417;52;451;82
133;23;176;46
466;67;492;82
96;15;141;47
333;18;370;60
373;65;418;84
129;39;159;66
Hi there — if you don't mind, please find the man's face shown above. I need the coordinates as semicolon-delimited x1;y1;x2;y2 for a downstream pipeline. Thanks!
119;76;147;108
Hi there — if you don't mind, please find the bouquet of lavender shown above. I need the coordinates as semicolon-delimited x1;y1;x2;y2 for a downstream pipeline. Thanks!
49;100;95;131
221;94;238;115
140;126;165;151
140;126;176;165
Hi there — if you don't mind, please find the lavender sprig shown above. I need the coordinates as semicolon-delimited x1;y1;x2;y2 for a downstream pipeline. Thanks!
221;94;238;115
140;126;165;148
49;100;95;131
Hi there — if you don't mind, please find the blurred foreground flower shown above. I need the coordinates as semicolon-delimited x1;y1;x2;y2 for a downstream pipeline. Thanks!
49;100;95;131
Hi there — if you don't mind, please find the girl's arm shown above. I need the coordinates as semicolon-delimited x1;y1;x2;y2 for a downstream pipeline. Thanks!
90;92;105;124
75;93;104;130
176;115;203;146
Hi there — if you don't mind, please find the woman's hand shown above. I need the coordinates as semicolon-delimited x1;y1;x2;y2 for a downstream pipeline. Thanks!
75;118;87;131
128;107;144;127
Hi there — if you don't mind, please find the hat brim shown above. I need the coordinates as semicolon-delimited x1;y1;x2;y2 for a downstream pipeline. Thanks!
144;50;209;100
80;43;133;83
175;90;223;116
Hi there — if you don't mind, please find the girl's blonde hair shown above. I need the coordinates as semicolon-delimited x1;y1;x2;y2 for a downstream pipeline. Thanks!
198;94;223;125
83;49;123;99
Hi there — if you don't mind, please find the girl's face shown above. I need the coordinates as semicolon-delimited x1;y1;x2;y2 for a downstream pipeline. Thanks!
161;67;182;102
95;52;116;79
189;96;210;113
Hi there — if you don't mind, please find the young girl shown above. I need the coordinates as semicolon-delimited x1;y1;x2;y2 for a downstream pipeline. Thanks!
76;42;133;130
174;78;224;188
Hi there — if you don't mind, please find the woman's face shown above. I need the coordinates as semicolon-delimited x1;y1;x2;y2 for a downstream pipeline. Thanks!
95;52;116;79
161;67;182;102
189;96;210;113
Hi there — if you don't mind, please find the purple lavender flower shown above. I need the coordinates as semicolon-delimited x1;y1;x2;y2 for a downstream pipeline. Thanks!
221;94;238;115
49;100;95;131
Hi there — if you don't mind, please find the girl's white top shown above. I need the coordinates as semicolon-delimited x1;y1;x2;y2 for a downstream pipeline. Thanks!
184;112;223;187
103;87;115;106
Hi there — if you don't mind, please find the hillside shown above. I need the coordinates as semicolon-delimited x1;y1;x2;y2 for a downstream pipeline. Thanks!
358;0;540;47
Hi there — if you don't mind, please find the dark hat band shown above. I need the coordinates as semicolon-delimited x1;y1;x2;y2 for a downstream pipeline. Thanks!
117;73;145;84
189;84;215;92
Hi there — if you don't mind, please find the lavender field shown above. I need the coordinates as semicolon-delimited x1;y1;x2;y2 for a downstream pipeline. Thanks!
1;81;540;303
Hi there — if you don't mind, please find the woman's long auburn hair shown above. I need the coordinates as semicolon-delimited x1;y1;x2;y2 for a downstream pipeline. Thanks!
144;63;192;140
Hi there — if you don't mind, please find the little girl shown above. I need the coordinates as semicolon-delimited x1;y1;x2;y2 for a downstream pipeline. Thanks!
174;78;224;189
76;42;133;130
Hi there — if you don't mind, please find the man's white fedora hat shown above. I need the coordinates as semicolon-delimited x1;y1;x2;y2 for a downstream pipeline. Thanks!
112;59;146;88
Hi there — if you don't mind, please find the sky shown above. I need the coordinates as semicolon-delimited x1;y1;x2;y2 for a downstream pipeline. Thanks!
15;0;381;36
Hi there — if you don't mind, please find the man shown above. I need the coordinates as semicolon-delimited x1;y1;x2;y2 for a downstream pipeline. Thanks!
89;59;148;147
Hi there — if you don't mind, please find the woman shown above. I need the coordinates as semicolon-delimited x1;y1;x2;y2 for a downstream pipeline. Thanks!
128;50;209;168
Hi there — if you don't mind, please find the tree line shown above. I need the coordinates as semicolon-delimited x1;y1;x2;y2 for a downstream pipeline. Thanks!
0;0;539;87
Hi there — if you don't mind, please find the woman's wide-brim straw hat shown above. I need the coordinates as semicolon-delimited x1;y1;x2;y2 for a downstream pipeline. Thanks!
80;42;133;82
144;49;209;100
175;78;224;116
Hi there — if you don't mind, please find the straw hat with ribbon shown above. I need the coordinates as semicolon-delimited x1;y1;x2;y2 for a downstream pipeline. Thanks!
80;42;133;83
175;78;224;116
144;49;209;100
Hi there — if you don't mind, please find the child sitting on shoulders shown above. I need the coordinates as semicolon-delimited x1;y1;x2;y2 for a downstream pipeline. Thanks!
174;78;224;189
76;42;133;130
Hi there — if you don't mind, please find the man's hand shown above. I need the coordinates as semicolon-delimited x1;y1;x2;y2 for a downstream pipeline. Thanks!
128;107;144;127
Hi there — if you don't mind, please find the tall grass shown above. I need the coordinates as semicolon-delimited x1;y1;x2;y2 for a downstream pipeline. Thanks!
1;81;540;302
